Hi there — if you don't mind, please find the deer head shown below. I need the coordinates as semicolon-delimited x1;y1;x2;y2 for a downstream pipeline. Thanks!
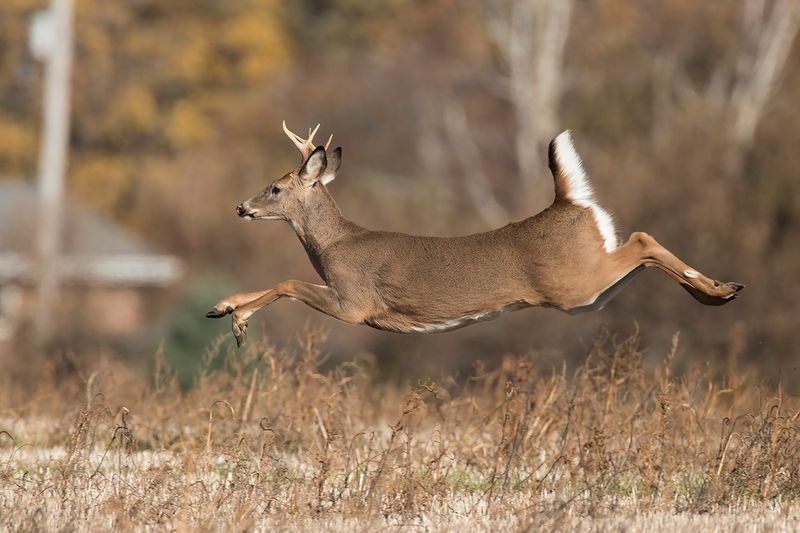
236;122;341;222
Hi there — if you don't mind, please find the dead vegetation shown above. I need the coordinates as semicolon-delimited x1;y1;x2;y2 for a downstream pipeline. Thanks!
1;330;799;531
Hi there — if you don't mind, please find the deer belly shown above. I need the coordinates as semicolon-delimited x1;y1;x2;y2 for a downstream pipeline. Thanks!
364;302;529;334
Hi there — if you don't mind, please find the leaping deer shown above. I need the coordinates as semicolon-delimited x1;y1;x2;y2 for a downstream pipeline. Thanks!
207;123;744;347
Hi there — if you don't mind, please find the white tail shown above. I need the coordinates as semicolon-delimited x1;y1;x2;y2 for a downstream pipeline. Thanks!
209;124;744;347
550;131;617;252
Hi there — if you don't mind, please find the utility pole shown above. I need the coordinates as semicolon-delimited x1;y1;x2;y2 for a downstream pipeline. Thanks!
30;0;74;343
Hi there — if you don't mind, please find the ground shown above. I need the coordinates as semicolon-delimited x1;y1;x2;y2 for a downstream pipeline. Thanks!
1;331;798;531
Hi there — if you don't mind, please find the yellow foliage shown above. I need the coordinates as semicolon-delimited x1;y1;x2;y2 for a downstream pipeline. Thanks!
3;0;42;12
72;0;133;81
220;10;290;82
1;0;287;212
0;119;36;175
169;29;213;86
70;155;132;211
102;85;159;139
166;101;213;149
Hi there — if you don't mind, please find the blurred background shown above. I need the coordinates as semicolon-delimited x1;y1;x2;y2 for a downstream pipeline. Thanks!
0;0;798;386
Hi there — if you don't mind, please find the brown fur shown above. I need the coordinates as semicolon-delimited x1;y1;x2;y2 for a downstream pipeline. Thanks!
209;128;744;347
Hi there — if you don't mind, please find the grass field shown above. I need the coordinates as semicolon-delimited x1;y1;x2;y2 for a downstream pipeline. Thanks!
2;330;799;531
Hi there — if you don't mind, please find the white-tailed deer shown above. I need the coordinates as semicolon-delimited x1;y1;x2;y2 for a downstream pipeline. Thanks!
207;123;744;347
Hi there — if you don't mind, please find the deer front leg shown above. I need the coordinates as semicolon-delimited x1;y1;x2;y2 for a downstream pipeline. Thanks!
205;290;273;318
620;232;745;305
226;280;350;347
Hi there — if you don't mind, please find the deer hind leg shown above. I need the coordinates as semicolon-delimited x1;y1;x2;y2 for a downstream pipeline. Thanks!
622;232;744;305
224;281;348;347
567;264;646;315
569;231;744;314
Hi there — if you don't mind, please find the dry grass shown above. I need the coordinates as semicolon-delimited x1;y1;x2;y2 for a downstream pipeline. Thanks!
1;330;799;531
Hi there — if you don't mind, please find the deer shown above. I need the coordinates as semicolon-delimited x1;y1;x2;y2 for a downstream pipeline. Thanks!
206;122;744;347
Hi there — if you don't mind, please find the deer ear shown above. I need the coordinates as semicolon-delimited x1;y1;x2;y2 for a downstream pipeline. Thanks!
299;146;327;186
320;147;342;185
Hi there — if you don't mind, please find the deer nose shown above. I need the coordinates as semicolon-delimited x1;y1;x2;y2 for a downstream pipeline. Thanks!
236;204;246;217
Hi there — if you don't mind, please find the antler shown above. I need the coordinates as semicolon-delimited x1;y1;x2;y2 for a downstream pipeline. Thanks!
282;121;333;161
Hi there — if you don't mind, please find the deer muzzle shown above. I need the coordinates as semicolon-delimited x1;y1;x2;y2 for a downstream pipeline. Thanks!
236;203;255;218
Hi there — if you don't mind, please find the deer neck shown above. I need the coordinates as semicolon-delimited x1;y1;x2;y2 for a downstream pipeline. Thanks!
290;187;356;259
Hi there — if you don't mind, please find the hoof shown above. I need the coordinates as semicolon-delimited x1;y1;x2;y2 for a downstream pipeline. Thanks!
233;319;248;348
683;283;743;306
726;282;745;293
721;281;745;301
206;306;233;319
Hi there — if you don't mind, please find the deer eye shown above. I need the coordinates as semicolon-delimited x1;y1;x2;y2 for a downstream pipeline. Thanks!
270;185;281;195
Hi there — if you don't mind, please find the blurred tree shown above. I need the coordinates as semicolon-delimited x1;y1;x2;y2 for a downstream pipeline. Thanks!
1;0;799;373
0;0;292;207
